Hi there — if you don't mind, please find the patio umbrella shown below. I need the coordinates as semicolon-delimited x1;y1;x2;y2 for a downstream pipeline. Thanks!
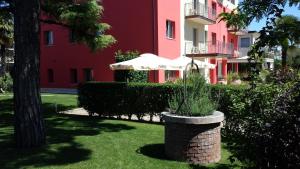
169;57;216;70
109;53;172;70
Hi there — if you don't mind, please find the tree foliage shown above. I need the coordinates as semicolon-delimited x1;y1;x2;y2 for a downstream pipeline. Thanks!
0;6;13;75
1;0;116;51
218;9;248;32
42;0;116;51
0;10;13;46
219;0;300;77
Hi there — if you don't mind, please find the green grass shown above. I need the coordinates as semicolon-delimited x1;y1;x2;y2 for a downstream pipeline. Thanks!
0;93;243;169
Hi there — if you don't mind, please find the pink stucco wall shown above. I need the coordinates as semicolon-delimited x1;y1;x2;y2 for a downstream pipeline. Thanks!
148;0;181;83
207;0;238;84
41;0;158;88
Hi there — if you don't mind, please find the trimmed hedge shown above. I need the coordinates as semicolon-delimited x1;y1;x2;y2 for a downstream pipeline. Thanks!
78;82;183;120
78;82;246;121
210;84;248;116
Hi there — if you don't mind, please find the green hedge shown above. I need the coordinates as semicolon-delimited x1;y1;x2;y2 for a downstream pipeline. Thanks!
0;73;13;92
78;82;182;120
78;82;246;121
210;84;248;116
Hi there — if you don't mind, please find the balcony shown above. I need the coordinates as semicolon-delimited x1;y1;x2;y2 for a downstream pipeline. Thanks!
227;27;247;36
185;41;234;58
185;2;217;25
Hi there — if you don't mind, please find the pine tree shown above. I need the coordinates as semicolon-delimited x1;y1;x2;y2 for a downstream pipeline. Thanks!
1;0;115;148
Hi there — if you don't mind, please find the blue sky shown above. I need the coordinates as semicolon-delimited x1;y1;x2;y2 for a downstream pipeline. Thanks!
238;1;300;31
248;5;300;31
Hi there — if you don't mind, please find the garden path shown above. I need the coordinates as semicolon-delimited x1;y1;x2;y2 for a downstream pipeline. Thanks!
60;108;162;123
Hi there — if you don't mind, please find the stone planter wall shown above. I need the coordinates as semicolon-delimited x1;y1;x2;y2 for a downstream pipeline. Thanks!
162;111;224;164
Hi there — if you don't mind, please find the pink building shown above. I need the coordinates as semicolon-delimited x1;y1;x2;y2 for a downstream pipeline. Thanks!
40;0;239;88
182;0;239;84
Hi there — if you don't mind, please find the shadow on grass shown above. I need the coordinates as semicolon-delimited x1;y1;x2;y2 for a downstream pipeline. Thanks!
136;143;168;160
189;163;241;169
138;144;242;169
0;98;135;169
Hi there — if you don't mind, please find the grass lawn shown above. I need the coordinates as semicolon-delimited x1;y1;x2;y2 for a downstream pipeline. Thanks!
0;93;243;169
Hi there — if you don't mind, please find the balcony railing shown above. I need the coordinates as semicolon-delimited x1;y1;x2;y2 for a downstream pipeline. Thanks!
227;27;247;35
185;41;234;56
185;2;217;24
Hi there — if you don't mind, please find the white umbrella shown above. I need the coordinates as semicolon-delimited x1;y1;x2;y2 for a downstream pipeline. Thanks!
109;53;172;70
169;57;216;70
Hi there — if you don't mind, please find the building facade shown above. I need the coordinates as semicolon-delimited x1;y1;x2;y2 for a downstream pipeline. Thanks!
228;31;274;72
182;0;239;84
40;0;239;88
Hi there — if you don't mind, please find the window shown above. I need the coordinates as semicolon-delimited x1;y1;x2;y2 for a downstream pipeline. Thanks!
166;20;175;39
83;68;93;81
69;30;76;43
48;69;54;83
44;31;53;45
193;28;198;47
240;37;250;47
212;2;217;17
165;70;178;82
212;33;217;45
70;69;78;83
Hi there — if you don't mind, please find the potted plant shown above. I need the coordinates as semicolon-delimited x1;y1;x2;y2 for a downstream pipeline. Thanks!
162;64;224;164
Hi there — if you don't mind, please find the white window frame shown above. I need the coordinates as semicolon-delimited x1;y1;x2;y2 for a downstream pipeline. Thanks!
45;31;54;45
166;20;175;39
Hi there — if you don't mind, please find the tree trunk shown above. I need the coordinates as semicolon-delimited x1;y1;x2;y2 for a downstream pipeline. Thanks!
282;48;287;70
0;44;6;76
14;0;45;148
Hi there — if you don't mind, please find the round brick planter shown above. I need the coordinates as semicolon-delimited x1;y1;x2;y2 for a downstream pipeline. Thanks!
162;111;224;164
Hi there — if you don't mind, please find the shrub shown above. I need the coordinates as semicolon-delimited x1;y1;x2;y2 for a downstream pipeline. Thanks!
227;72;240;84
263;82;300;169
258;69;270;82
0;73;13;92
221;82;300;168
78;82;181;120
78;82;127;116
169;74;216;116
78;81;248;121
266;69;300;85
78;81;246;119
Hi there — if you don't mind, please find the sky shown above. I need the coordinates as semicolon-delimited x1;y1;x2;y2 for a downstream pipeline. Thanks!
238;1;300;31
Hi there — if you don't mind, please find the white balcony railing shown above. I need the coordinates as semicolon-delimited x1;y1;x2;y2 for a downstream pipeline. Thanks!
185;41;235;56
185;2;217;21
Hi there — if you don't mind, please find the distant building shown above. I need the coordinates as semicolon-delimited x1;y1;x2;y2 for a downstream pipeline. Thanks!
228;31;274;73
